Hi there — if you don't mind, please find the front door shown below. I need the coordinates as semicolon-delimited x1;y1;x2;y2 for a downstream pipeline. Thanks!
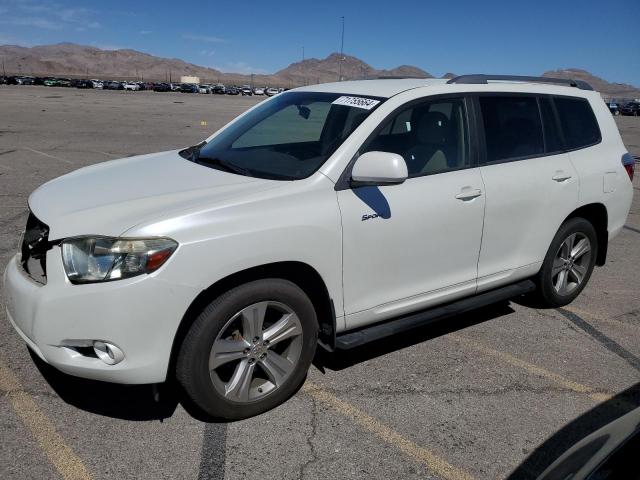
337;96;486;329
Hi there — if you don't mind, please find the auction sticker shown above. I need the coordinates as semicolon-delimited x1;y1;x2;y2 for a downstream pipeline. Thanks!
332;96;380;110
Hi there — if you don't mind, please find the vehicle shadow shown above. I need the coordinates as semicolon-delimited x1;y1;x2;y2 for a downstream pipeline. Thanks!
28;301;516;422
29;348;181;421
507;381;640;479
313;301;516;371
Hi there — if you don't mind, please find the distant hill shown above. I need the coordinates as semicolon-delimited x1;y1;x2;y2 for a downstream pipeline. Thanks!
0;43;638;97
275;53;432;84
0;43;431;86
543;68;640;99
0;43;231;82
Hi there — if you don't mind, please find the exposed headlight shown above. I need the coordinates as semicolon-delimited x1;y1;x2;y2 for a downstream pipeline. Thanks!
61;237;178;284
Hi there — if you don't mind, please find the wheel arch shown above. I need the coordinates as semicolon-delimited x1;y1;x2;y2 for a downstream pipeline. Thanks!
564;203;608;266
167;261;336;381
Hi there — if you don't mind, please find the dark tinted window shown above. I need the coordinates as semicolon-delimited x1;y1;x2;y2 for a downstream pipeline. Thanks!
362;98;469;177
554;97;601;150
539;97;564;153
479;96;544;162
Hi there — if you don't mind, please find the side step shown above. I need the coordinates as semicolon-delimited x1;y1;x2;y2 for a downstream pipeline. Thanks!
334;280;536;350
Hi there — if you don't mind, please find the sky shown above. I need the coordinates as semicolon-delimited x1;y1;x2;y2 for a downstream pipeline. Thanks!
0;0;639;85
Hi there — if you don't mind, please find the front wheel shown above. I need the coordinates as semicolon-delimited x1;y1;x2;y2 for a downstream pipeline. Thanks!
176;279;318;420
534;217;598;308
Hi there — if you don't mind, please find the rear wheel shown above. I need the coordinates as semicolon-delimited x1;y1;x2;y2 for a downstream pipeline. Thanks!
176;279;318;420
535;217;597;307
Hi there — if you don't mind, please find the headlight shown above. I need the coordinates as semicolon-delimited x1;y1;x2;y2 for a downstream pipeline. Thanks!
61;237;178;284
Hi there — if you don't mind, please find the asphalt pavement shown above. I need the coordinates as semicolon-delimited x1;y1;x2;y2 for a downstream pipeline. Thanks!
1;86;639;480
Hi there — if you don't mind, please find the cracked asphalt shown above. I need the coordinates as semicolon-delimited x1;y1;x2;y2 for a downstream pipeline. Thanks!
1;86;639;480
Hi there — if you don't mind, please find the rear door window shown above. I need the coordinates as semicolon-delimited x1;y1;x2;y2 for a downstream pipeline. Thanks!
554;97;601;150
539;97;564;154
479;96;544;163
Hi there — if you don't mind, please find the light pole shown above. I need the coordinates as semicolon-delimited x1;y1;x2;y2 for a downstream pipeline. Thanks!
338;16;345;81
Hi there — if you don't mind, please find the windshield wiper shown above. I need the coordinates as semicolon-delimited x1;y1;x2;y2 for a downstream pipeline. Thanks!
179;141;206;161
196;156;252;176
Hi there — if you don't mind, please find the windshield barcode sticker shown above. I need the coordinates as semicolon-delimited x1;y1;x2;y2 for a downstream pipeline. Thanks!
332;96;380;110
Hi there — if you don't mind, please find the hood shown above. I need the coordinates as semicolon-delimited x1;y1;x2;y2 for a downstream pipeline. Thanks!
29;150;280;239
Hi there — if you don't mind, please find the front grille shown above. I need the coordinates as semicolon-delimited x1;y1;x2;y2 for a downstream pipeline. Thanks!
20;212;51;284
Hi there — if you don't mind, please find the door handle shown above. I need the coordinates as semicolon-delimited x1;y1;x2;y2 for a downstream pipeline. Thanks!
552;172;572;182
455;188;482;201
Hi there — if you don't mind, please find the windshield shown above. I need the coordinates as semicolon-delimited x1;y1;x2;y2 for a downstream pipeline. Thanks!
188;91;384;180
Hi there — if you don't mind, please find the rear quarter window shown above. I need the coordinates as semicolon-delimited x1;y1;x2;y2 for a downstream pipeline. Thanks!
554;97;601;150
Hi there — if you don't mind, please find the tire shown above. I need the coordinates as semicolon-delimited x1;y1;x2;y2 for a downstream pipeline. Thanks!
176;279;318;420
534;217;598;308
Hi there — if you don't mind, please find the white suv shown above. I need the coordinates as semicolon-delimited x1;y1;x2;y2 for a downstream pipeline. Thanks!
3;75;634;419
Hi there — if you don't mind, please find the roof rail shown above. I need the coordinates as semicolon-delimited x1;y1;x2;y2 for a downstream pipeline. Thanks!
447;74;593;91
361;75;432;80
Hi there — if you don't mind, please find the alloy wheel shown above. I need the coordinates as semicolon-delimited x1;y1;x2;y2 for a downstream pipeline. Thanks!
208;301;303;403
551;232;592;296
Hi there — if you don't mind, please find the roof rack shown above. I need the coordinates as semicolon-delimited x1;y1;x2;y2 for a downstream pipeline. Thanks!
446;74;593;91
361;75;432;80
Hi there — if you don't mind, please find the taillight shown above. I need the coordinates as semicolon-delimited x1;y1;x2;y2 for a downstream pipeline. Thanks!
622;153;635;181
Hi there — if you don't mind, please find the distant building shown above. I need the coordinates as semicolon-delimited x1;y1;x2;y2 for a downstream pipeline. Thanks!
180;76;200;84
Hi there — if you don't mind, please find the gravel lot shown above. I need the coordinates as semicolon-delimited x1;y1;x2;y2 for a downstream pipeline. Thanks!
1;86;639;480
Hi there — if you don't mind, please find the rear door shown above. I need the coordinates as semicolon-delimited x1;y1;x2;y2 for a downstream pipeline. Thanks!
474;94;579;291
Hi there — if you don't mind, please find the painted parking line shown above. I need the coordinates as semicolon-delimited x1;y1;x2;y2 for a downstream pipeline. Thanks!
449;335;613;403
0;358;92;480
303;382;475;480
23;147;73;165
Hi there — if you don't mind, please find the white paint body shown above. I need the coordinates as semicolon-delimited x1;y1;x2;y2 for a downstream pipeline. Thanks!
123;82;140;91
3;79;633;384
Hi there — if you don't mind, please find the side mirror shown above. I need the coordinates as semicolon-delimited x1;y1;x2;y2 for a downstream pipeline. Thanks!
351;151;408;187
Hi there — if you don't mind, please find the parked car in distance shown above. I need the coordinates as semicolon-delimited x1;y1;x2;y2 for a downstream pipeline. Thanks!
124;82;140;91
265;87;279;96
153;82;171;92
43;77;71;87
240;85;252;95
170;83;182;92
607;101;619;115
620;101;640;116
74;79;93;89
4;76;633;421
537;407;640;480
90;79;104;89
212;84;226;94
103;80;124;90
253;87;265;95
179;83;199;93
225;86;240;95
14;76;35;85
198;84;212;94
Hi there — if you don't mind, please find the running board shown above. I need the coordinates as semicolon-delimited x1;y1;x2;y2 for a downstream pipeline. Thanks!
334;280;536;350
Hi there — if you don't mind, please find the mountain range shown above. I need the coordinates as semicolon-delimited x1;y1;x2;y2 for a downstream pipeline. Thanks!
1;43;638;98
